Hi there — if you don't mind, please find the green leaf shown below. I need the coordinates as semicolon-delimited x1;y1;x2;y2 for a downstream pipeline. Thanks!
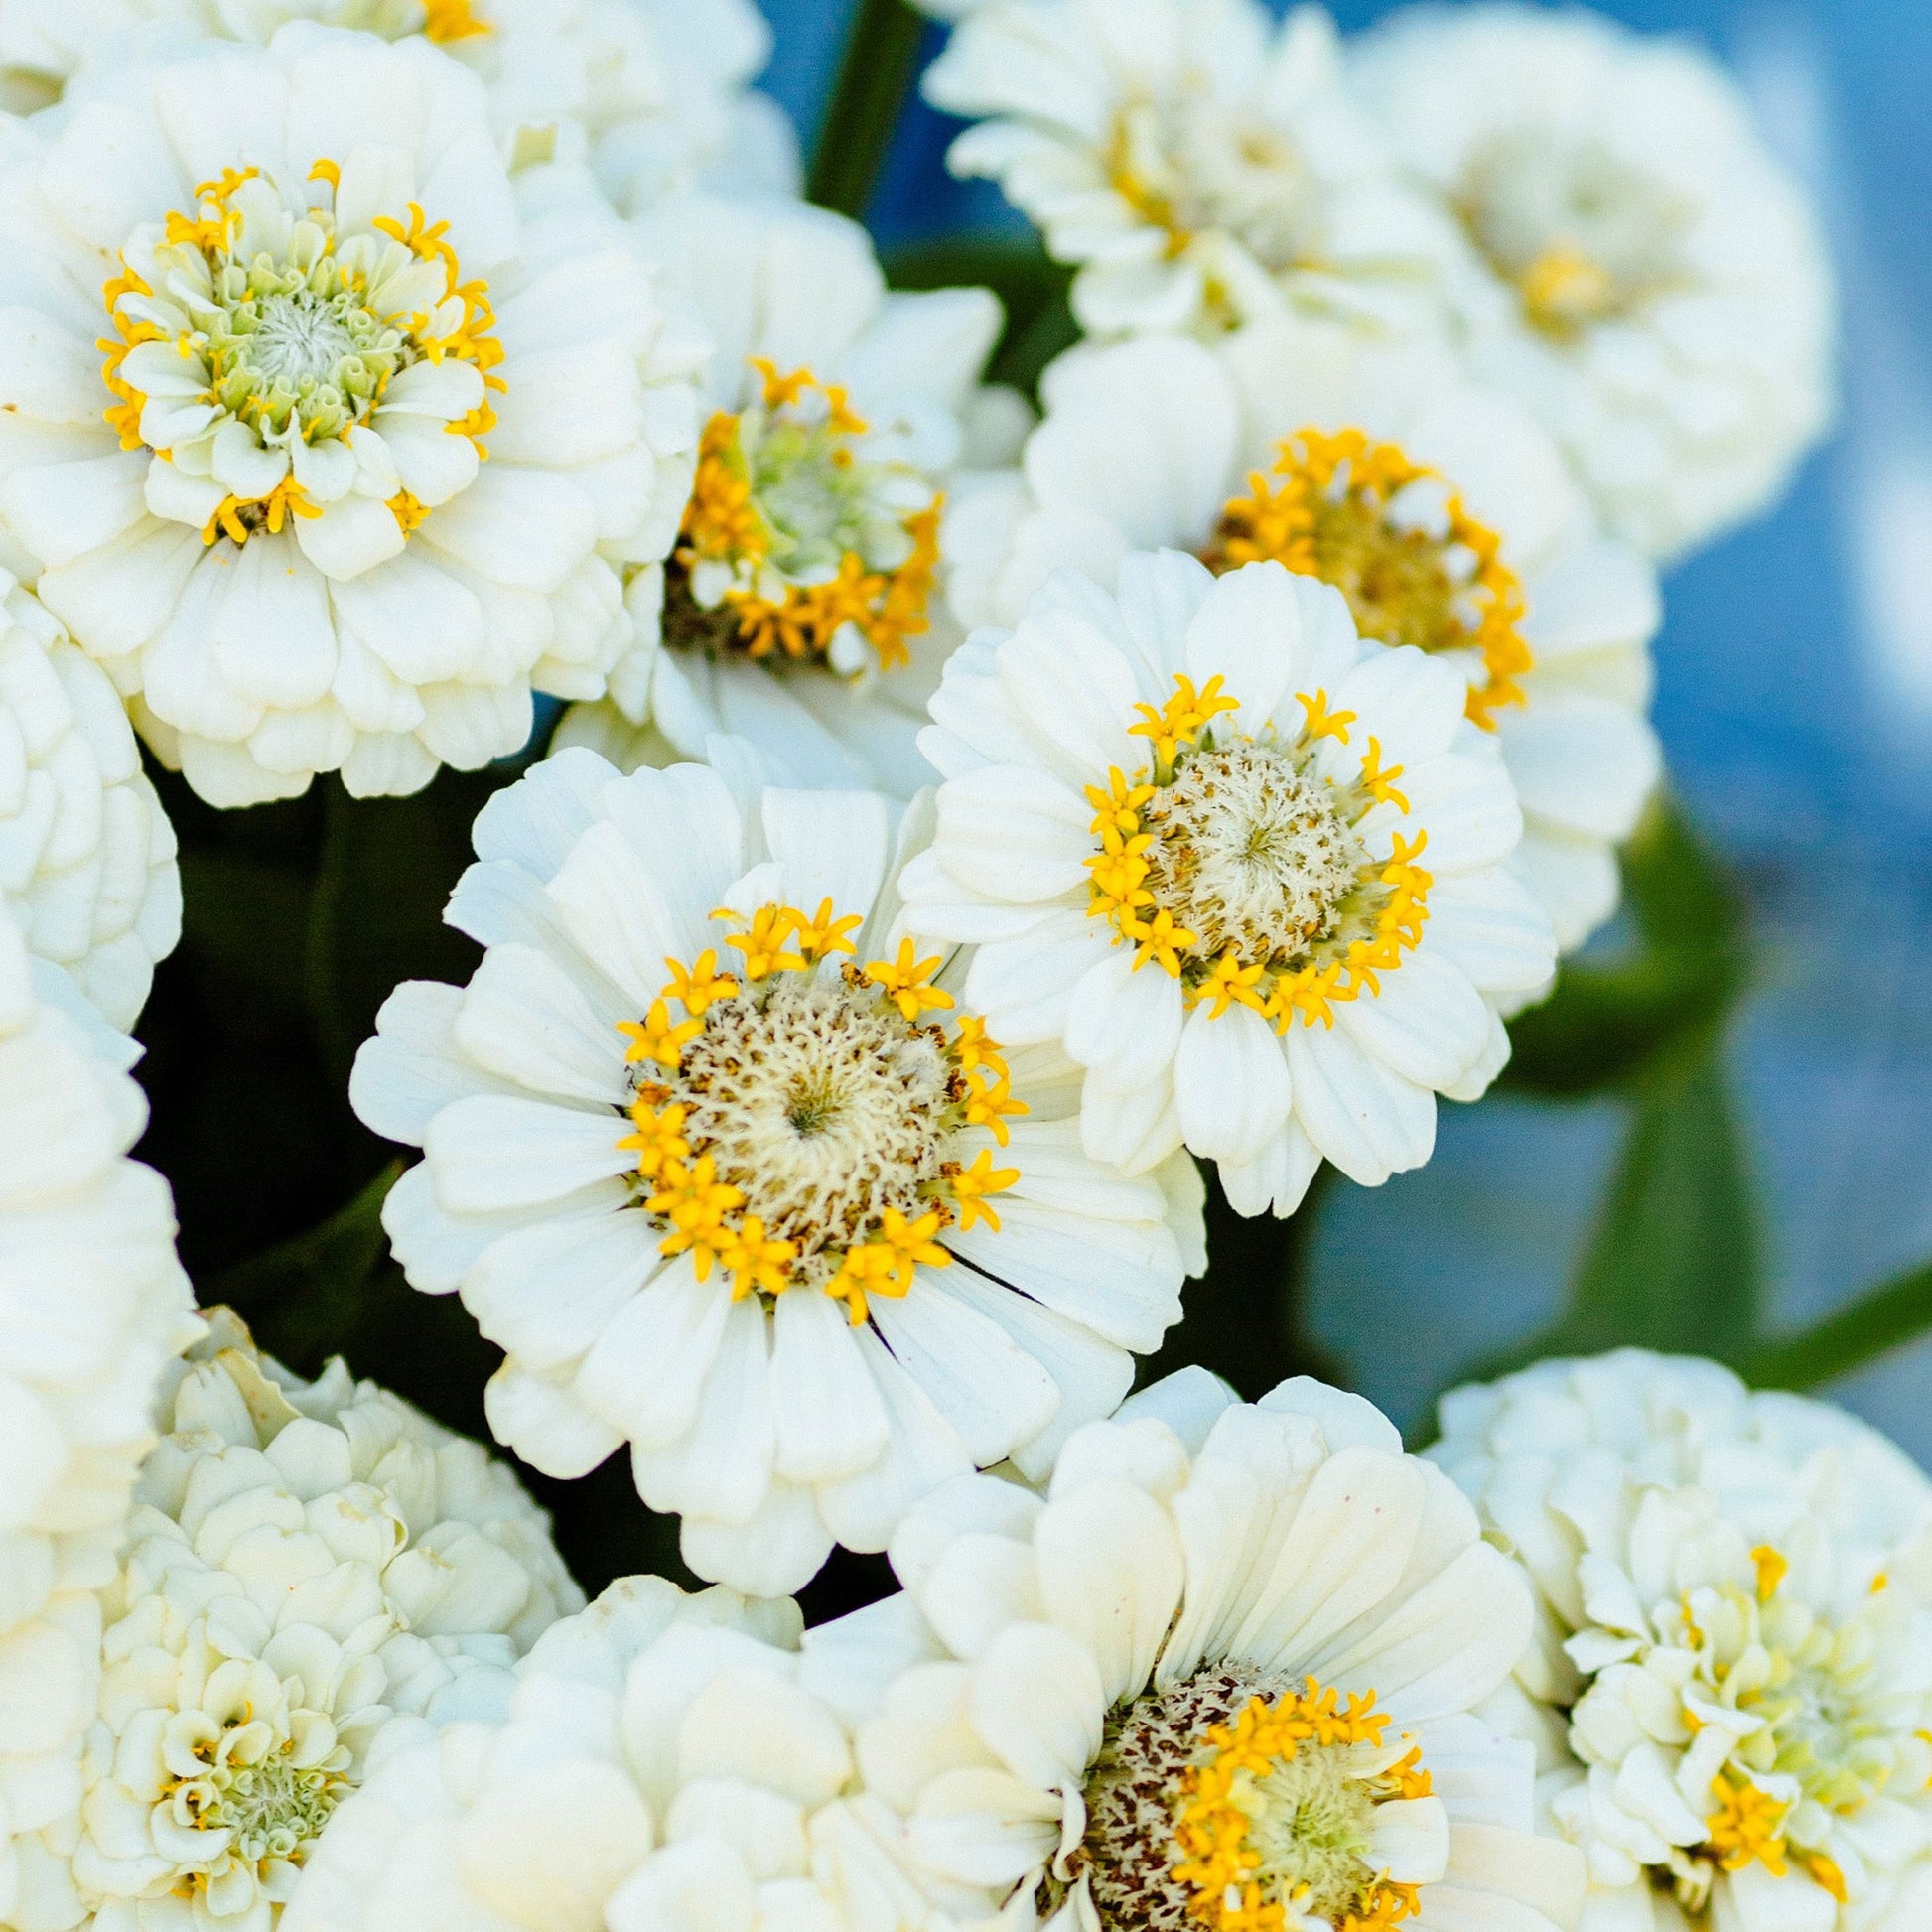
1734;1265;1932;1392
202;1161;400;1366
806;0;928;220
305;770;513;1083
1141;1165;1346;1398
1502;793;1747;1098
1438;1041;1763;1401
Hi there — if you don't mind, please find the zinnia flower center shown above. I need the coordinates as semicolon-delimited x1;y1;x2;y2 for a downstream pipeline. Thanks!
100;162;503;547
1204;429;1532;729
1086;678;1432;1029
1105;92;1318;279
167;1699;351;1886
615;903;1024;1321
1070;1667;1431;1932
1455;130;1690;339
667;359;943;676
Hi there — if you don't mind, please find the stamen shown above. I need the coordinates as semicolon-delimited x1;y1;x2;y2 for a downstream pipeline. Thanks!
614;903;1023;1323
1204;428;1533;730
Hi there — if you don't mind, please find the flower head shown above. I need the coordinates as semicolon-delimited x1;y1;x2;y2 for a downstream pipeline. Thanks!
947;327;1662;958
350;750;1200;1595
1351;4;1835;559
555;197;1015;802
924;0;1440;339
18;1308;579;1932
849;1371;1585;1932
905;551;1557;1215
1431;1349;1932;1930
0;25;702;806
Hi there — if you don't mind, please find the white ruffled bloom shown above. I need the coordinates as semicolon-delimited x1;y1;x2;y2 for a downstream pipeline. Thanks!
279;1575;919;1932
557;196;1020;802
0;577;181;1031
0;0;796;208
1430;1350;1932;1932
834;1369;1587;1932
947;329;1661;956
0;900;200;1930
900;551;1558;1217
0;24;704;808
1350;3;1835;562
349;748;1203;1596
922;0;1445;340
10;1308;584;1932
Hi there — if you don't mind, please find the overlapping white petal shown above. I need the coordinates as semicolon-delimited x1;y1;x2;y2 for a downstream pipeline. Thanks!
0;0;795;207
0;898;200;1930
0;24;705;807
949;327;1661;955
349;749;1200;1595
905;551;1556;1214
831;1371;1584;1932
0;576;180;1029
1350;3;1835;561
558;196;1023;802
922;0;1447;342
1430;1349;1932;1932
278;1575;922;1932
10;1307;583;1932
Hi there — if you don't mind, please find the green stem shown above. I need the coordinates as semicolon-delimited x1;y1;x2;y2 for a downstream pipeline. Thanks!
807;0;928;220
1733;1265;1932;1391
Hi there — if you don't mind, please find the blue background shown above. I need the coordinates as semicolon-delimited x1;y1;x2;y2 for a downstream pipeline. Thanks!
754;0;1932;1455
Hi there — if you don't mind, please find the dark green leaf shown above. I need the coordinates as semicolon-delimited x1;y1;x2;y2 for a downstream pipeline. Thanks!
1435;1041;1763;1409
1142;1165;1346;1398
1734;1265;1932;1392
806;0;928;220
1502;793;1747;1098
305;769;513;1083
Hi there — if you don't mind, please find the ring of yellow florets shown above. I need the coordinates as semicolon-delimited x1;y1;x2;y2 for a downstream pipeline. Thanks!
1072;1669;1433;1932
1585;1544;1927;1915
1173;1681;1430;1932
1204;428;1532;731
100;161;504;549
668;359;944;675
614;904;1025;1324
1087;674;1432;1031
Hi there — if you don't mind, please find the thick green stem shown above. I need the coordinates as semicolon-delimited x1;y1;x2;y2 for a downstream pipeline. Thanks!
807;0;928;220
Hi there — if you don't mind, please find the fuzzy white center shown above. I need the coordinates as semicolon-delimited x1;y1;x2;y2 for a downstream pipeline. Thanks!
1143;745;1361;962
670;978;954;1278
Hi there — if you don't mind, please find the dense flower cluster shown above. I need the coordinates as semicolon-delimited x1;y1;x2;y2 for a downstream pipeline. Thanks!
0;6;1871;1932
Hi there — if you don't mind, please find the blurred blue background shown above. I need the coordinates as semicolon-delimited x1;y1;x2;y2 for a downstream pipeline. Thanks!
755;0;1932;1454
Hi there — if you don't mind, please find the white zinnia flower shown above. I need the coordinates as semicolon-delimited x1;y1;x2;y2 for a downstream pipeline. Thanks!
11;1307;584;1932
900;551;1558;1218
841;1370;1587;1932
349;748;1203;1596
0;24;703;807
922;0;1444;340
279;1575;907;1932
556;197;1017;802
947;329;1661;955
0;899;200;1930
0;0;795;208
1430;1349;1932;1932
0;576;181;1030
1350;4;1835;562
